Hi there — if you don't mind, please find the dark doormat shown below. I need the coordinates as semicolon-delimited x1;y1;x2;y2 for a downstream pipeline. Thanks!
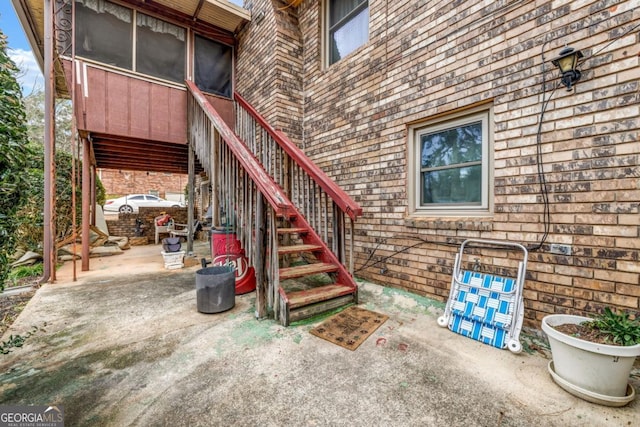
309;306;388;351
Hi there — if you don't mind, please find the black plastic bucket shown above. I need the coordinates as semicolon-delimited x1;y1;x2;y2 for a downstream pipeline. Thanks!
195;266;235;313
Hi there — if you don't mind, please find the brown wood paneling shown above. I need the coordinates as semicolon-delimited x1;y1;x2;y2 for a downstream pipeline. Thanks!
204;94;234;129
61;62;234;173
129;80;152;140
106;72;131;136
74;64;189;144
168;88;187;143
150;84;171;141
84;67;107;133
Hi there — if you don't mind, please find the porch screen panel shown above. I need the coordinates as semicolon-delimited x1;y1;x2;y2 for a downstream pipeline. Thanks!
136;14;186;83
194;35;232;98
75;0;133;70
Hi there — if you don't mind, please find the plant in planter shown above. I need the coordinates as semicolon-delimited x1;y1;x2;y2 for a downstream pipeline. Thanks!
542;309;640;407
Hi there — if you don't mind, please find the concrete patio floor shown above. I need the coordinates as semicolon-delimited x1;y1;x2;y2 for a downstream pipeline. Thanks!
1;242;639;426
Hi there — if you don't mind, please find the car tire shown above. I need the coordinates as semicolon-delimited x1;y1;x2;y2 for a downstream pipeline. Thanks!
119;205;134;214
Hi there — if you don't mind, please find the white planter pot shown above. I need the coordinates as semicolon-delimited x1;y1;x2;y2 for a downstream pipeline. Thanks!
542;314;640;406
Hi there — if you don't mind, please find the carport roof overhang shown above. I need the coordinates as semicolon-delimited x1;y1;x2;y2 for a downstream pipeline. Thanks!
89;133;203;175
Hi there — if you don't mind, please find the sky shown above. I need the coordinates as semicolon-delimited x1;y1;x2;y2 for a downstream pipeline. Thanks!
0;1;43;95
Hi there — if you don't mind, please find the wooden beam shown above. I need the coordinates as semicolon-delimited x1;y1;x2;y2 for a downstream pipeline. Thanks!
119;0;235;45
81;138;91;271
255;194;267;319
192;0;205;21
187;141;195;253
42;0;55;283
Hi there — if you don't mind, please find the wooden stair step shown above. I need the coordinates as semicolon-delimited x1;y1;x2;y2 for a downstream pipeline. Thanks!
286;284;356;309
278;244;323;255
279;263;338;280
277;227;308;235
287;295;355;324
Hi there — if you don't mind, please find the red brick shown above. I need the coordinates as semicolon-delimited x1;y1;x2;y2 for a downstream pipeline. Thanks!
234;0;640;325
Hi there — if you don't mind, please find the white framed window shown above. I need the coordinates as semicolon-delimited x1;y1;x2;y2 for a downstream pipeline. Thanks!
408;107;493;216
326;0;369;65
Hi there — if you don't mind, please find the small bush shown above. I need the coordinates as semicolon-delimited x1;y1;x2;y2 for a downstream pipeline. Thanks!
584;308;640;346
7;264;43;288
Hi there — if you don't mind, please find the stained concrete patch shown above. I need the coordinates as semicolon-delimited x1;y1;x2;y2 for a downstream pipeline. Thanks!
1;245;639;426
137;337;536;427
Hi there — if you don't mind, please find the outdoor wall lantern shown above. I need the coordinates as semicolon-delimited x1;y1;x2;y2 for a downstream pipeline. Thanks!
551;46;584;91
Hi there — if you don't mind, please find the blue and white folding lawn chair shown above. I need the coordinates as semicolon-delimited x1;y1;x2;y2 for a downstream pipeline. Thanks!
437;239;528;353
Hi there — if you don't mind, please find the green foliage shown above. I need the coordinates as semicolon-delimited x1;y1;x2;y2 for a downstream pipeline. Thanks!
585;308;640;346
6;264;44;287
23;90;73;152
0;30;30;288
96;177;106;206
10;84;107;259
15;147;82;248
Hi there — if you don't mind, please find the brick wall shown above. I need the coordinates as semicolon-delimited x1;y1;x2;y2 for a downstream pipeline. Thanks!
105;207;191;241
236;0;304;143
99;168;188;199
237;0;640;326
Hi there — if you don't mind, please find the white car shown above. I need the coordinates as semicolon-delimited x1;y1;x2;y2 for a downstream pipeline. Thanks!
104;194;184;214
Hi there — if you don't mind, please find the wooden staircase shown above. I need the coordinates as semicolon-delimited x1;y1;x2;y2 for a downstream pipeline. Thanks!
186;81;361;326
276;218;358;326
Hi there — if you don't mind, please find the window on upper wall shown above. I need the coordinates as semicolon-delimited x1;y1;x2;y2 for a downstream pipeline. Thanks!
194;35;233;98
408;108;493;216
136;13;186;83
327;0;369;65
75;0;133;69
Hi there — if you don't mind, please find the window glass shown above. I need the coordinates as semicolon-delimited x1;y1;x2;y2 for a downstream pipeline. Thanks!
328;0;368;65
136;13;186;83
75;0;133;69
194;35;233;98
420;122;483;205
129;195;145;201
412;111;491;213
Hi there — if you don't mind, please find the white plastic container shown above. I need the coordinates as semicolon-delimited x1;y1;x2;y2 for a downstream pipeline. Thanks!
542;314;640;406
161;250;185;269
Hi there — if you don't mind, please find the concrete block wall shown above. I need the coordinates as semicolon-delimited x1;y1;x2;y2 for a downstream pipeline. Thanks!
237;0;640;325
105;207;190;242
